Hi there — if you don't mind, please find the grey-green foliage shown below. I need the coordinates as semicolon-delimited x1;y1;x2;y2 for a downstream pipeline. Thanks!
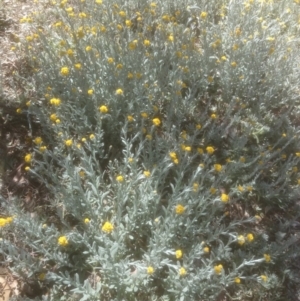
2;0;300;300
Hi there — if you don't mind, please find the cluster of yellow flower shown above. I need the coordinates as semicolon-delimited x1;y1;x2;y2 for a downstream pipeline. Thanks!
0;217;13;227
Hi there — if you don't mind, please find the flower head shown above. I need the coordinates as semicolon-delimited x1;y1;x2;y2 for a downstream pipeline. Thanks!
34;137;42;145
179;267;187;276
152;118;161;126
234;277;241;284
127;115;134;122
206;146;215;154
65;139;73;147
144;39;151;47
246;233;254;242
214;164;222;172
60;66;69;76
221;193;229;203
200;11;208;19
143;170;151;177
99;105;108;113
107;57;114;64
87;89;94;95
24;153;32;163
203;246;210;253
214;264;223;275
84;218;90;224
175;249;183;259
58;236;68;247
116;88;123;95
237;235;245;246
116;175;124;182
50;98;61;106
147;266;154;275
264;254;271;263
175;204;185;215
260;275;268;282
102;221;114;233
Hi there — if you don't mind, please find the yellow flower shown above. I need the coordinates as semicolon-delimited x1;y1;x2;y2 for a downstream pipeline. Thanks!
214;264;223;275
175;204;185;215
25;166;30;171
89;134;95;140
141;112;148;118
125;20;132;27
116;175;124;182
0;218;8;227
206;146;215;154
211;113;217;119
221;193;229;203
231;61;237;68
16;108;22;114
127;115;134;122
99;105;108;113
116;63;123;69
143;170;151;177
50;98;61;106
79;170;85;178
193;183;199;192
50;114;57;122
60;66;69;76
58;236;68;247
107;57;114;64
203;246;210;253
127;72;134;78
65;139;73;147
200;11;208;19
40;146;47;152
128;41;137;50
128;157;134;163
246;233;254;242
34;137;43;145
179;267;187;276
119;11;126;17
264;254;271;263
95;0;102;4
196;124;201;130
147;266;154;275
238;185;244;192
87;89;94;95
152;118;161;126
214;164;222;172
146;134;152;140
144;39;151;47
175;249;183;259
86;45;92;52
74;63;82;69
102;221;114;233
167;34;174;42
24;153;31;163
237;235;245;246
234;277;241;284
84;218;90;224
260;275;268;282
116;88;123;95
295;152;300;157
67;48;74;56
